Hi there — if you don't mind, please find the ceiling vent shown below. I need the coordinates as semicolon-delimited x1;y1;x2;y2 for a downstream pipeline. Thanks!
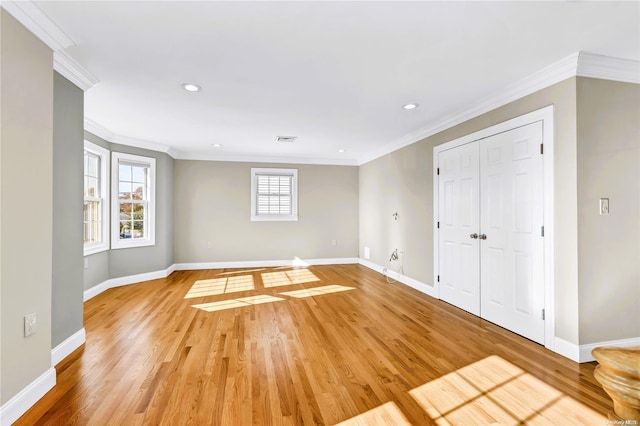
275;136;297;143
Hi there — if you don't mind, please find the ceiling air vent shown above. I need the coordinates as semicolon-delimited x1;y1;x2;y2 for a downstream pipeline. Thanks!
275;136;297;143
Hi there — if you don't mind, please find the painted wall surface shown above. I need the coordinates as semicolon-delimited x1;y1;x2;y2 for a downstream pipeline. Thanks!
576;78;640;344
174;161;359;263
0;10;54;404
82;133;175;289
52;72;84;347
360;78;580;343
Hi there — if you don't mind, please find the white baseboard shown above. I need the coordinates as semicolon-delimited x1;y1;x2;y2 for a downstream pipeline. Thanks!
84;264;176;301
51;328;86;366
0;367;56;426
555;336;640;363
553;337;581;362
579;337;640;363
358;259;437;298
174;257;359;271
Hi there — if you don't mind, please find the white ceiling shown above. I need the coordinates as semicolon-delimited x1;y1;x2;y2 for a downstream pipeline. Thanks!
23;1;640;164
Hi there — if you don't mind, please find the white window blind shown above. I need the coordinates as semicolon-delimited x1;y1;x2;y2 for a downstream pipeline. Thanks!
251;168;298;221
256;174;292;215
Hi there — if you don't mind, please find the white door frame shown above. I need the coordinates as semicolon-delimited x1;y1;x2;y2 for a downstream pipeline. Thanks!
433;105;555;351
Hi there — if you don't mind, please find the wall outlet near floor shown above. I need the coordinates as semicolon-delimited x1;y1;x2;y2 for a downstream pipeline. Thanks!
24;312;36;337
207;241;212;249
364;246;370;260
331;239;337;246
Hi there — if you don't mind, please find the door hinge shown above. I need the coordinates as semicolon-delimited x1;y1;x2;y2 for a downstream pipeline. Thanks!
437;221;440;229
437;167;440;175
541;226;545;237
540;143;544;155
542;308;545;320
437;275;440;283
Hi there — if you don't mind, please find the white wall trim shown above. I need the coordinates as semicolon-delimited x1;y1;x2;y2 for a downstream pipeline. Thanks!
0;0;74;51
51;328;86;366
358;258;438;299
83;264;176;301
577;51;640;84
0;367;56;426
579;337;640;363
554;336;640;363
54;51;99;91
554;337;581;363
174;257;359;271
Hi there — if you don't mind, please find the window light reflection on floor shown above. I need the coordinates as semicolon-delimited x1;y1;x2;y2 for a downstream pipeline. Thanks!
184;275;255;299
335;401;411;426
408;355;606;425
262;268;320;288
192;295;284;312
279;284;355;299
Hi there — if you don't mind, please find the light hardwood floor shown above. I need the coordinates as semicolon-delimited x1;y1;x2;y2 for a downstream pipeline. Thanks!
17;264;611;425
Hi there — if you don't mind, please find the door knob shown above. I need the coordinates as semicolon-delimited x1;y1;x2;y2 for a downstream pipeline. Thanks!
470;233;479;239
479;234;487;240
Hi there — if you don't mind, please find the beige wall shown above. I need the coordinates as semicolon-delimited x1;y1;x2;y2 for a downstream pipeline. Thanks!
1;11;54;404
576;78;640;344
174;161;359;263
360;78;581;343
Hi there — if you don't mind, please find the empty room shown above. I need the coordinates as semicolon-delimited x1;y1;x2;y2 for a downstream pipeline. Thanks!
1;1;639;425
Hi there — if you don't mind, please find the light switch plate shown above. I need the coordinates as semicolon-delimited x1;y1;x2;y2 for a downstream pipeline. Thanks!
599;198;609;215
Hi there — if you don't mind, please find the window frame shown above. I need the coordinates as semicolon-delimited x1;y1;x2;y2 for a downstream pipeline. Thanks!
83;141;110;256
111;152;156;249
250;168;298;222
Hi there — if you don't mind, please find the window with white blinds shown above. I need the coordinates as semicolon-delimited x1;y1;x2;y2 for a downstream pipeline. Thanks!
251;168;298;221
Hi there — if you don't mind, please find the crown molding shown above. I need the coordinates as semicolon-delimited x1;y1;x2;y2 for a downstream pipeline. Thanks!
172;151;358;166
357;51;638;165
111;135;174;157
577;51;640;84
84;118;176;158
84;118;115;142
1;0;74;51
2;0;99;91
54;51;99;91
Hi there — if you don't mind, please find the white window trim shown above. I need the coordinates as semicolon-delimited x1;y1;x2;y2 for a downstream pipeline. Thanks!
111;152;156;249
251;168;298;221
84;141;110;256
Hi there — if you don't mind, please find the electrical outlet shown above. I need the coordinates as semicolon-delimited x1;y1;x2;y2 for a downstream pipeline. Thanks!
599;198;609;215
364;247;370;260
331;239;337;246
24;312;36;337
207;241;212;249
84;258;89;269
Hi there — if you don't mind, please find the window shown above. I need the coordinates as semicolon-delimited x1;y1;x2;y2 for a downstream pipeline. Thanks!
112;152;156;249
84;141;110;255
251;168;298;221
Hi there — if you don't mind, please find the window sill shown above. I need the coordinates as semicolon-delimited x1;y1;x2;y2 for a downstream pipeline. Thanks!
251;215;298;222
111;238;156;250
84;244;109;257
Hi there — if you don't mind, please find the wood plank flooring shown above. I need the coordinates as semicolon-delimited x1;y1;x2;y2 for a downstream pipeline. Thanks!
16;264;611;425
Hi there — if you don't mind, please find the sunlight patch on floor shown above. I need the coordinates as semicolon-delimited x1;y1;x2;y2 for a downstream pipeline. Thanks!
335;402;412;426
279;284;355;299
262;268;320;288
192;295;284;312
185;275;255;298
409;355;606;425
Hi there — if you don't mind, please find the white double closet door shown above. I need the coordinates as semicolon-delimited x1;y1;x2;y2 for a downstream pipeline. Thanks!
438;121;545;344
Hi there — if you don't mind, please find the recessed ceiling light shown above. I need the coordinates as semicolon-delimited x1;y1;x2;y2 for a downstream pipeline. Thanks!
182;83;201;92
212;143;222;148
403;103;419;110
337;149;346;153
